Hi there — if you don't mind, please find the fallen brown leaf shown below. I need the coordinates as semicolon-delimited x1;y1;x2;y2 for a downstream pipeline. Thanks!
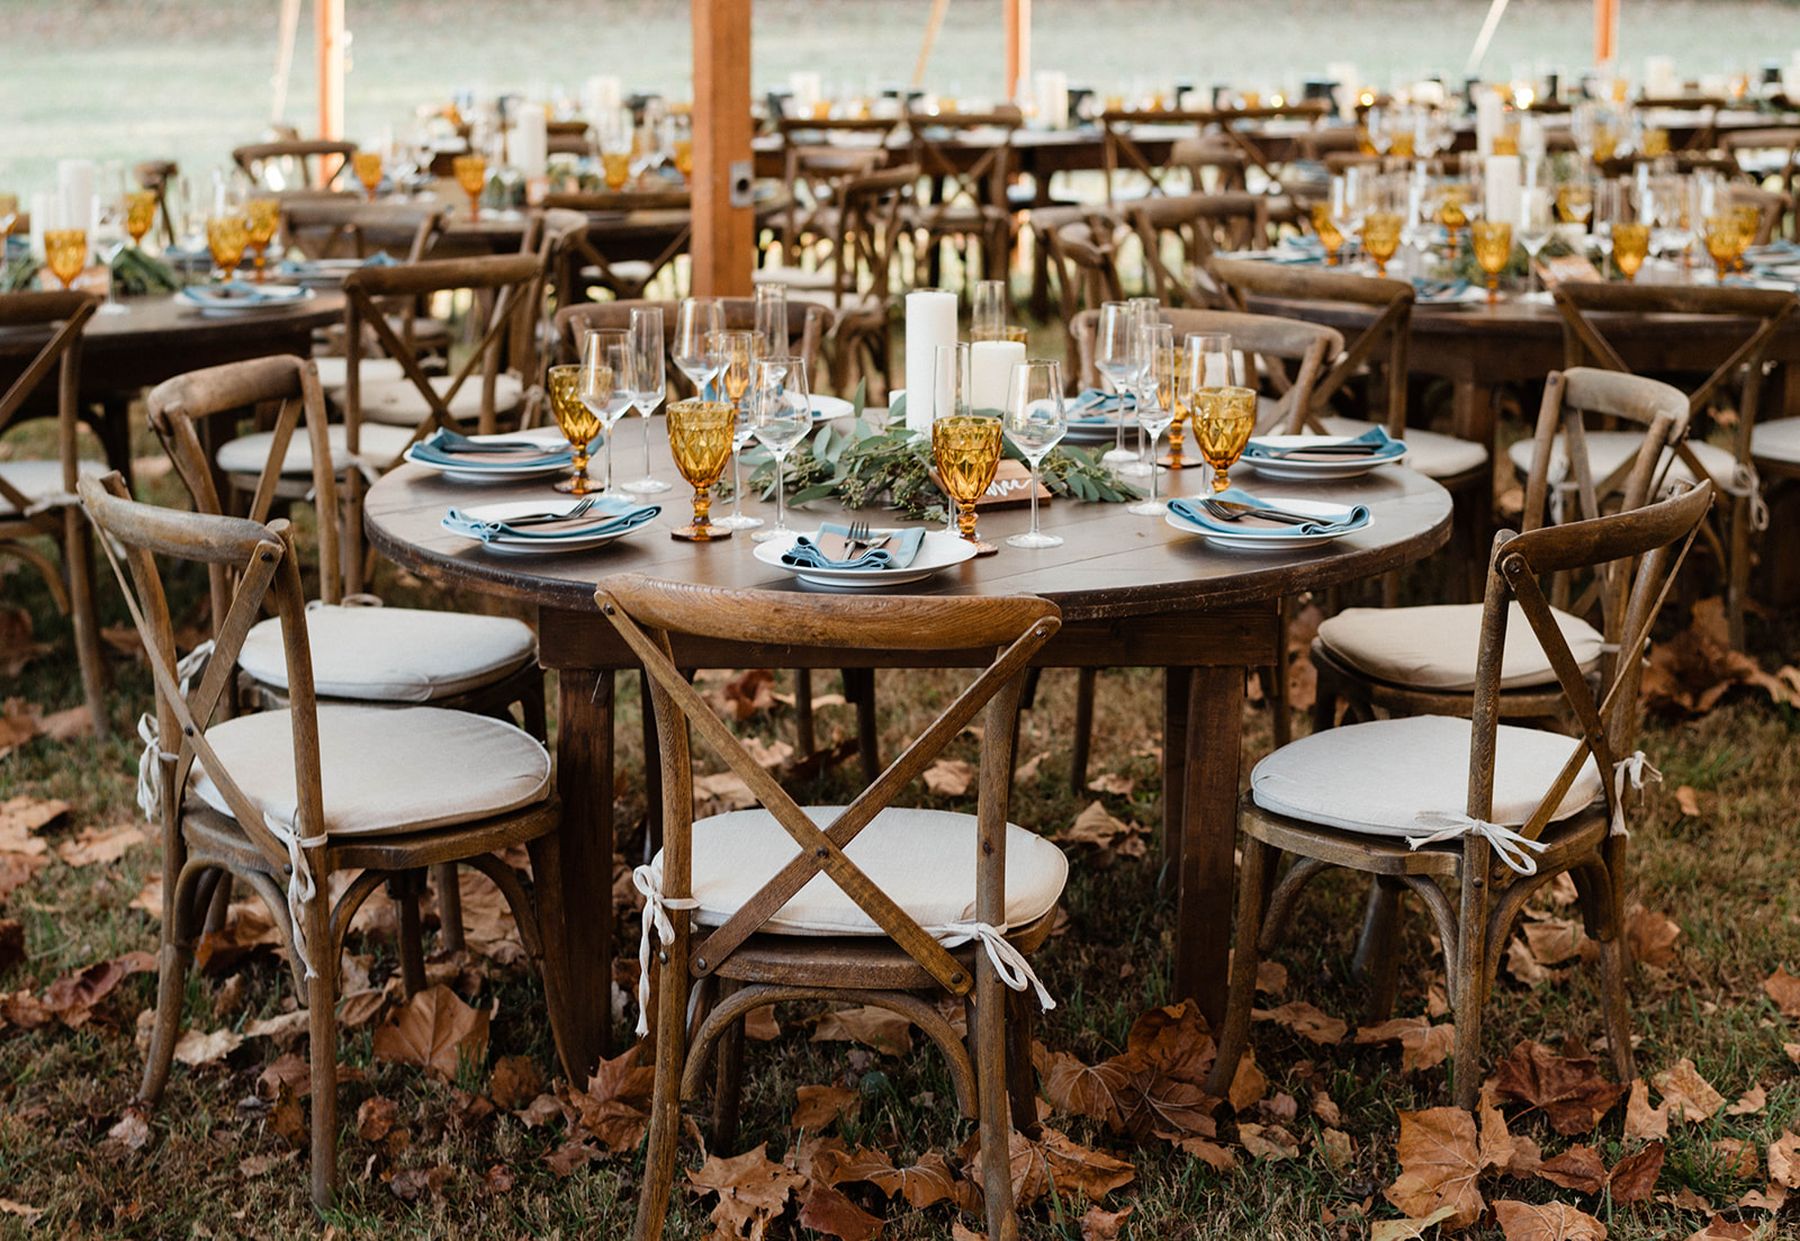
487;1054;543;1111
1167;1133;1236;1171
1762;967;1800;1018
0;607;50;677
796;1183;884;1240
1768;1130;1800;1189
718;668;778;720
1079;1203;1133;1240
357;1096;399;1142
572;1043;655;1152
1253;1000;1347;1045
172;1027;242;1067
1490;1040;1626;1135
543;1139;595;1177
1086;772;1135;796
1625;907;1682;968
687;1143;807;1237
1492;1198;1608;1240
1385;1107;1486;1229
106;1107;151;1152
1712;1137;1759;1181
1652;1058;1725;1123
1237;1121;1300;1161
1674;785;1702;816
1624;1080;1670;1140
1683;1216;1755;1241
1608;1141;1665;1204
1370;1206;1456;1240
791;1083;861;1132
54;823;145;868
1319;1126;1354;1170
923;758;975;797
1537;1144;1606;1194
371;985;489;1081
812;1005;913;1056
1354;1016;1456;1072
1726;1084;1767;1117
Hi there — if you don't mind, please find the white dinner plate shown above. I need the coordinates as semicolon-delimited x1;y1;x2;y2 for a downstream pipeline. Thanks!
810;394;854;421
441;497;654;555
753;527;976;588
1063;416;1137;445
1240;434;1408;482
404;427;577;482
178;284;314;316
1164;495;1372;552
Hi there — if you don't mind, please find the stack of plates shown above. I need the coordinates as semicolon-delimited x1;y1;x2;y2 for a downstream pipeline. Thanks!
1240;433;1408;481
754;528;976;588
404;427;575;483
1166;495;1373;551
440;495;660;555
178;282;313;316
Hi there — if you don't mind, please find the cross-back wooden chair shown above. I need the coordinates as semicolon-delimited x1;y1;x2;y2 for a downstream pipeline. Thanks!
547;196;693;303
1211;479;1714;1112
1168;135;1250;193
793;163;917;399
0;290;107;732
232;139;359;191
1026;208;1123;382
772;114;899;266
1129;193;1272;308
133;159;181;247
81;472;565;1211
1723;127;1800;223
1550;280;1796;646
1100;109;1208;204
1730;183;1791;245
1208;102;1332;189
904;108;1021;286
599;576;1064;1241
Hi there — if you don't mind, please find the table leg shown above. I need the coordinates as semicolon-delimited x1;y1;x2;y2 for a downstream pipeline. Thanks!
1173;665;1244;1029
1159;667;1191;894
545;667;614;1079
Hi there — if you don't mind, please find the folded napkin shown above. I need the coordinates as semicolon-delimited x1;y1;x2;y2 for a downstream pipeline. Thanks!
183;280;298;305
780;523;928;570
1244;425;1404;461
1411;277;1473;302
1168;487;1370;537
1066;389;1137;422
409;430;574;469
442;496;659;543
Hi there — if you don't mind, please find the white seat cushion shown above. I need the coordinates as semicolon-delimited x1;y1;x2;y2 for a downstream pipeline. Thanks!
1752;418;1800;467
1318;602;1604;693
1507;429;1737;488
237;605;536;703
0;458;106;514
1321;416;1489;479
310;356;408;393
194;704;551;839
661;805;1068;937
1250;714;1602;835
214;423;417;477
353;373;524;427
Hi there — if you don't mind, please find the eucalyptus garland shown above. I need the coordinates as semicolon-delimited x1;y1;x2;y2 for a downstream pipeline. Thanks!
740;384;1142;521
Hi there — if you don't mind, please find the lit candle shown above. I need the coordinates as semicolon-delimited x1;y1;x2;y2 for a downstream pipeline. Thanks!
1475;88;1504;155
1484;154;1521;227
903;289;958;434
512;103;548;179
970;340;1026;413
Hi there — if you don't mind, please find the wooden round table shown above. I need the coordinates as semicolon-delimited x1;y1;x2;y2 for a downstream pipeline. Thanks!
365;427;1453;1077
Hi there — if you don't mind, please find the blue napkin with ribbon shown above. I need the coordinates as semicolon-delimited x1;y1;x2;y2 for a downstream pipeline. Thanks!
780;523;928;570
1411;276;1474;303
442;496;659;543
1066;389;1137;423
1243;424;1405;462
181;280;303;306
410;429;574;469
1168;487;1370;537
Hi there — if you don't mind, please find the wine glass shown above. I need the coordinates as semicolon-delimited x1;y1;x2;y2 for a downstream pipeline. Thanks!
623;307;672;495
1121;297;1160;477
1309;202;1344;266
1611;221;1650;282
1703;214;1739;281
1471;220;1513;303
43;228;88;290
1359;176;1404;278
748;357;814;543
245;197;280;282
1517;187;1554;294
672;298;725;395
1002;359;1067;547
452;153;487;221
753;283;788;359
972;278;1008;340
206;214;248;280
1094;301;1139;467
1591;178;1625;276
571;330;634;494
352;150;383;201
1129;323;1176;516
666;398;737;541
711;329;761;531
933;410;1002;556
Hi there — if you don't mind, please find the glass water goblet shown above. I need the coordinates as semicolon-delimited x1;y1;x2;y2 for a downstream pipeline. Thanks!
43;229;88;290
1471;220;1513;303
206;215;248;280
1093;301;1140;467
711;329;761;530
624;307;672;495
124;190;157;248
1002;359;1067;547
749;357;813;542
352;150;383;201
666;399;737;541
1516;189;1554;294
1189;387;1258;493
245;197;279;282
934;342;973;533
575;329;635;494
547;364;602;495
1122;297;1160;477
932;412;1002;556
452;153;487;220
1611;221;1650;282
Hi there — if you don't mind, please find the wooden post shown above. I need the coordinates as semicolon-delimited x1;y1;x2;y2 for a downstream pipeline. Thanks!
315;0;345;187
692;0;754;297
1004;0;1032;104
1594;0;1619;67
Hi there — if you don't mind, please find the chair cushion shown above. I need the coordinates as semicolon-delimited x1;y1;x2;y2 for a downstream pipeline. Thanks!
1321;417;1489;479
0;459;107;514
353;373;525;427
310;355;408;393
1507;429;1737;488
1317;602;1605;693
658;805;1068;937
1250;714;1602;836
214;423;418;477
1753;418;1800;467
237;605;536;703
194;704;551;839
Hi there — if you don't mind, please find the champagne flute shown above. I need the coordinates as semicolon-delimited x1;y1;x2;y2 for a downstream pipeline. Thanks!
1592;178;1625;276
1516;187;1554;295
452;153;486;221
1471;219;1513;303
572;329;634;494
933;412;1002;556
1121;296;1159;478
753;283;788;360
43;228;88;290
1611;221;1650;282
672;297;725;394
1094;301;1139;467
1129;323;1176;515
1002;359;1067;547
972;278;1008;340
623;307;672;495
352;150;383;202
666;398;737;541
711;329;762;531
749;357;814;543
206;214;248;280
244;197;279;282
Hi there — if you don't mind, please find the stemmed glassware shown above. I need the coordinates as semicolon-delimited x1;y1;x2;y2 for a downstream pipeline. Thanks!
1183;333;1254;493
1002;359;1067;548
666;397;737;541
206;213;249;281
124;190;158;249
673;297;725;394
749;357;814;543
1121;296;1160;477
1358;175;1404;278
547;364;600;494
1094;301;1140;467
452;153;486;221
623;307;672;495
42;221;88;291
1471;220;1513;303
1591;178;1625;277
1129;323;1177;516
933;404;1003;557
570;328;634;494
244;197;280;282
1611;220;1650;282
753;282;788;359
933;342;973;534
352;150;384;202
711;329;762;531
1516;187;1554;294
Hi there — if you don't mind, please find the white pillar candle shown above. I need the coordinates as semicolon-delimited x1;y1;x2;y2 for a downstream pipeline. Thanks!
1484;154;1521;227
970;340;1026;414
582;75;621;120
56;160;95;235
903;289;958;434
788;71;823;112
1644;56;1680;98
1033;71;1069;128
512;103;549;178
1475;88;1504;155
28;190;56;259
1327;62;1359;119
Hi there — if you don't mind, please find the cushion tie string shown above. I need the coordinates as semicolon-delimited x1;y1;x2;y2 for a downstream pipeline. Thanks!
176;639;214;696
279;824;333;980
1719;462;1770;532
932;920;1056;1011
631;861;700;1038
134;713;177;824
1406;812;1550;876
1611;750;1661;838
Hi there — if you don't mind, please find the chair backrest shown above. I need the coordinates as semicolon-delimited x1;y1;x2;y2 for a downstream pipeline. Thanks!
1100;110;1208;203
1128;193;1271;308
232;139;359;190
1732;184;1790;245
133;160;180;246
0;291;99;516
904;109;1020;228
595;573;1060;995
1464;480;1712;852
554;297;835;380
819;163;917;309
145;356;342;618
280;199;444;263
1208;260;1414;436
1168;136;1248;193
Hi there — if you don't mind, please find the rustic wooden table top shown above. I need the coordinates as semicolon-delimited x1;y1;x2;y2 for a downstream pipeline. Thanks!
0;289;344;359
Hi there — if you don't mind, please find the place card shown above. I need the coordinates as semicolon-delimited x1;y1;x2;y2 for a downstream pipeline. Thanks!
1535;252;1603;289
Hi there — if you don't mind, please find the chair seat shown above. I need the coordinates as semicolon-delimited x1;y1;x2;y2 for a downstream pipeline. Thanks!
1506;429;1738;488
907;204;1008;232
1752;417;1800;467
310;355;408;393
1321;417;1489;479
1249;714;1602;838
657;805;1067;937
237;605;536;702
1317;602;1605;693
354;372;525;427
0;458;107;515
756;264;840;292
194;704;551;840
214;423;418;478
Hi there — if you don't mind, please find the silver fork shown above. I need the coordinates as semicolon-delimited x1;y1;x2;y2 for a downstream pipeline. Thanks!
1200;498;1315;526
844;519;871;557
503;497;599;528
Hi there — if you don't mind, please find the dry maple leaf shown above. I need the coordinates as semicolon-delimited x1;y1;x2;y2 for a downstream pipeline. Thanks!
1086;772;1135;797
1166;1132;1236;1170
1608;1141;1664;1204
812;1004;914;1056
456;870;524;966
1625;907;1682;968
1319;1127;1354;1170
1253;1000;1347;1045
867;1153;963;1210
487;1054;543;1110
1354;1016;1456;1073
1255;958;1289;995
718;668;778;720
357;1096;399;1142
688;1142;807;1237
1712;1137;1760;1181
796;1183;884;1241
1312;1089;1343;1127
573;1044;656;1152
1726;1084;1767;1117
1652;1058;1725;1123
1369;1206;1456;1240
107;1106;152;1153
1035;1126;1137;1201
371;985;489;1081
1491;1198;1608;1240
0;607;50;677
791;1083;861;1132
1037;1047;1132;1130
42;953;152;1029
0;795;67;853
1537;1144;1606;1194
1237;1121;1300;1161
923;758;976;797
1061;801;1131;849
1522;918;1589;966
267;1081;307;1147
1683;1216;1755;1240
1079;1204;1133;1240
543;1139;595;1177
172;1027;242;1068
1624;1080;1670;1140
1490;1040;1626;1135
1761;967;1800;1018
1478;1082;1518;1172
1768;1131;1800;1189
1227;1052;1267;1110
55;824;145;868
1384;1107;1486;1229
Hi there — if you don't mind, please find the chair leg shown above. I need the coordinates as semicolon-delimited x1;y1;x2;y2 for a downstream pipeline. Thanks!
973;963;1019;1241
1351;876;1405;1023
140;863;205;1104
1451;857;1490;1112
794;668;817;756
1575;856;1638;1084
1004;987;1041;1137
711;980;746;1151
1311;664;1340;735
433;862;465;954
202;870;233;935
844;667;879;783
1069;668;1096;796
1019;665;1043;712
393;872;427;997
305;899;340;1210
632;937;690;1240
1204;837;1276;1099
64;508;110;738
1727;494;1750;649
519;672;548;742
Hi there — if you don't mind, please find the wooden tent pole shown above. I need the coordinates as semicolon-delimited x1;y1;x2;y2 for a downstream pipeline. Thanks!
1594;0;1620;66
692;0;753;296
314;0;345;186
1004;0;1031;102
914;0;950;90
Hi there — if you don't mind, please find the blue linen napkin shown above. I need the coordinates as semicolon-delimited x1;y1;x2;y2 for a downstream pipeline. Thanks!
442;496;660;543
1066;389;1137;423
410;429;574;468
1167;487;1370;537
1411;276;1473;303
181;280;299;306
1243;425;1405;462
780;523;928;570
